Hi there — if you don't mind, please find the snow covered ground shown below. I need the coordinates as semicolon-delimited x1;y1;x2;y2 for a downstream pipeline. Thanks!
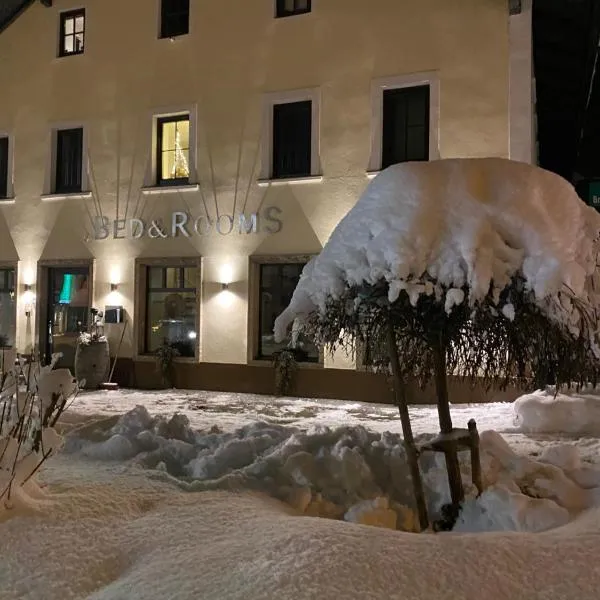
4;476;600;600
4;387;600;599
69;386;600;464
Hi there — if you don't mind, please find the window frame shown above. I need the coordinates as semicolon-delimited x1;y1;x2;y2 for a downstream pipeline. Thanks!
368;72;440;174
275;0;312;18
156;114;191;187
135;258;200;361
144;105;197;192
159;0;190;39
0;264;16;349
54;127;84;194
248;255;321;365
260;88;321;182
272;100;313;179
381;85;430;169
58;8;86;58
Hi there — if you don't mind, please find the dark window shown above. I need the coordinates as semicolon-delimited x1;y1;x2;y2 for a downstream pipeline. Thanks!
145;265;197;357
0;268;16;348
157;116;190;186
272;100;312;179
381;85;430;168
276;0;311;18
160;0;189;38
59;9;85;57
257;263;319;362
55;128;83;194
0;137;8;199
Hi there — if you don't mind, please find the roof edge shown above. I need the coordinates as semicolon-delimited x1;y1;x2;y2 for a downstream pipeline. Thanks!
0;1;42;36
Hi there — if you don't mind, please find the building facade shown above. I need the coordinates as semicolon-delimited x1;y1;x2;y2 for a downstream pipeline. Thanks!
0;0;533;400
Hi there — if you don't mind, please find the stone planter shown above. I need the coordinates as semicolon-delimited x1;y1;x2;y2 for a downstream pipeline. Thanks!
75;339;110;390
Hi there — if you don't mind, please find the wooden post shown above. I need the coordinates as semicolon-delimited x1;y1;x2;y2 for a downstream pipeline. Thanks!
468;419;483;496
432;338;464;505
387;324;429;531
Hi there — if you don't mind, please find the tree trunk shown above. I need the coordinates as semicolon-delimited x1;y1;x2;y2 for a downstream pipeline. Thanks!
387;324;429;531
432;338;464;505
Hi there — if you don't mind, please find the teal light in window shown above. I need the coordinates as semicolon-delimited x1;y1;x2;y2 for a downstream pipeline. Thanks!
58;274;74;304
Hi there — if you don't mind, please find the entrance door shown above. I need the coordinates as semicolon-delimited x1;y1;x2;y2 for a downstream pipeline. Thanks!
45;266;90;369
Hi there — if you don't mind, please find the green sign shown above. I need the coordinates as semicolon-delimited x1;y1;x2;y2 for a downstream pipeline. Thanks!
589;182;600;208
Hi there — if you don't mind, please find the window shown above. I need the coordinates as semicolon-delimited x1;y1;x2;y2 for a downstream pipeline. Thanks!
276;0;311;18
381;85;430;168
0;269;15;348
257;263;319;361
59;9;85;57
145;265;197;357
0;137;8;199
157;116;190;186
160;0;189;38
272;101;312;179
55;128;83;193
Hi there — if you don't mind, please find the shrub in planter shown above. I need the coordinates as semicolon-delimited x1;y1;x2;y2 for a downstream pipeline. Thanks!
272;348;305;396
156;339;180;388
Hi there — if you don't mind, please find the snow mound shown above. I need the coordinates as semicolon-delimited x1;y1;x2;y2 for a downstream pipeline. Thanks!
274;158;600;343
69;406;600;533
514;389;600;435
4;480;600;600
454;484;571;533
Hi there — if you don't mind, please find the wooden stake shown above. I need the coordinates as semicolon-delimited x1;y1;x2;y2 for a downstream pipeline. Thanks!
432;338;464;505
468;419;483;496
387;323;429;531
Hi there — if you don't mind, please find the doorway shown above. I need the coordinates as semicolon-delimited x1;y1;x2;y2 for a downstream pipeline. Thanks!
42;265;91;369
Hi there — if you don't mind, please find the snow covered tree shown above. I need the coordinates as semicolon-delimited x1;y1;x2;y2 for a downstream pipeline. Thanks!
274;158;600;530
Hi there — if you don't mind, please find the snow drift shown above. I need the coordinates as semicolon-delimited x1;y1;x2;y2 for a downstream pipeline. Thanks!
274;158;600;346
68;406;600;533
5;478;600;600
514;388;600;435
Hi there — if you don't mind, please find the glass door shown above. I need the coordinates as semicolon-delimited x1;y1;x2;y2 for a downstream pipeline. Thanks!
45;266;90;369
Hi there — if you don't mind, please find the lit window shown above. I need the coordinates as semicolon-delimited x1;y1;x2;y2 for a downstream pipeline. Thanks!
145;265;197;357
160;0;189;38
0;269;16;348
276;0;311;18
257;263;319;361
59;9;85;57
157;116;190;186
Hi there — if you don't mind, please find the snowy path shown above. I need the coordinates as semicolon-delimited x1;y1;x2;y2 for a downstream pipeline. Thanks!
70;388;600;464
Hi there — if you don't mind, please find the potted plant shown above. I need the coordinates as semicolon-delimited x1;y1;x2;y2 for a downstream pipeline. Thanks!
156;338;179;389
74;308;110;390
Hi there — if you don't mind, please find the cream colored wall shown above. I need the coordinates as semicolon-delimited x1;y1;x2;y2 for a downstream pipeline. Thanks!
0;0;510;365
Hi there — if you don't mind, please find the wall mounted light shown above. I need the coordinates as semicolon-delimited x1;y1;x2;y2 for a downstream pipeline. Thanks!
221;282;229;291
219;264;234;285
23;284;35;318
110;283;118;292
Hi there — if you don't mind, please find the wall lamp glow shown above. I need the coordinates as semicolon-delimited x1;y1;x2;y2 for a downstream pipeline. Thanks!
23;284;35;318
